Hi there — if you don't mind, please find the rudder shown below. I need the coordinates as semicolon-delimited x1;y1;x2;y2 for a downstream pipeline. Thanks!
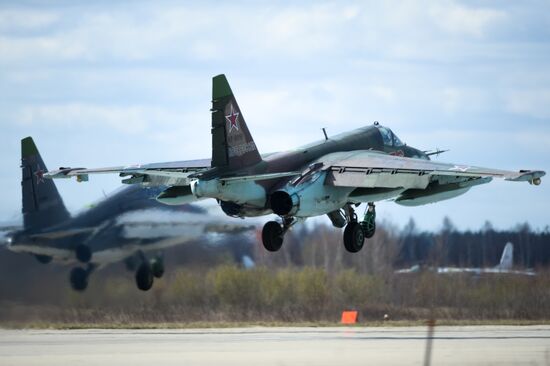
210;74;262;170
21;137;70;232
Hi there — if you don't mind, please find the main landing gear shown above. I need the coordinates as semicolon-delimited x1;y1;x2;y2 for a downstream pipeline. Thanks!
69;264;95;292
344;202;376;253
135;252;164;291
343;202;376;253
261;203;377;254
261;217;296;252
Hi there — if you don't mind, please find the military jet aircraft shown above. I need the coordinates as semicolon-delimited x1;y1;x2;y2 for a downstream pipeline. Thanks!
395;242;536;276
7;137;252;292
46;74;545;254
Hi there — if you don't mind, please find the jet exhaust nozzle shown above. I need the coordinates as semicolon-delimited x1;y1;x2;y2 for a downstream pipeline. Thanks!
270;191;299;216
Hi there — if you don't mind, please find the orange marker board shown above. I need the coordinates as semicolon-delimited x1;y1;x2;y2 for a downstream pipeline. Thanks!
341;311;358;324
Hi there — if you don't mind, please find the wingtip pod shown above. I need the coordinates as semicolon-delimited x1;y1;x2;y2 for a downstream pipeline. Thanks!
505;170;545;185
212;74;233;100
21;136;39;159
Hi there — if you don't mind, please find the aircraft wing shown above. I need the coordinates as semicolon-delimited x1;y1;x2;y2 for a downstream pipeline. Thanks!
122;221;255;234
438;267;536;276
29;227;97;240
45;159;211;186
321;150;545;190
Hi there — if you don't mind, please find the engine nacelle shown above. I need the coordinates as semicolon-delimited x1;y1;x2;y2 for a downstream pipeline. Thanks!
220;200;245;217
220;200;272;218
191;178;267;208
156;185;196;205
268;169;350;218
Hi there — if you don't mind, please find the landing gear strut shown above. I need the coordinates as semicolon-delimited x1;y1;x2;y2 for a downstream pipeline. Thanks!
134;252;164;291
262;217;295;252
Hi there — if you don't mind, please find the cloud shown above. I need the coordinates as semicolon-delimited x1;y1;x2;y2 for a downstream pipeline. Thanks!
428;1;507;38
14;103;184;134
0;3;363;65
505;89;550;119
0;9;60;31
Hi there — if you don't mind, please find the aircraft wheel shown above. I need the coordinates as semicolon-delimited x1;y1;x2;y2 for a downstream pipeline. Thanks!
69;267;88;291
151;256;165;278
135;263;154;291
262;221;284;252
362;221;376;239
343;221;365;253
75;244;92;263
35;254;52;264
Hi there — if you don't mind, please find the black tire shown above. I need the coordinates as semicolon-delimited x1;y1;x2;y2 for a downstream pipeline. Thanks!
75;244;92;263
343;222;365;253
361;209;376;239
69;267;88;292
364;221;376;239
135;263;154;291
35;254;52;264
151;257;165;278
262;221;284;252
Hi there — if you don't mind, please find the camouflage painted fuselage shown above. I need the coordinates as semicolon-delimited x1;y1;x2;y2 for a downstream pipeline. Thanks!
193;124;427;218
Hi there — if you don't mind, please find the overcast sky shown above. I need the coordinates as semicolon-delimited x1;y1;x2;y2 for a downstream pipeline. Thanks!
1;0;549;231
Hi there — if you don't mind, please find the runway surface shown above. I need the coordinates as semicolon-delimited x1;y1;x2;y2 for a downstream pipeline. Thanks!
1;325;550;365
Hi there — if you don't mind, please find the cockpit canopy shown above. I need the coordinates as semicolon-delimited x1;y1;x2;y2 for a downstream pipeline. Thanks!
376;124;404;147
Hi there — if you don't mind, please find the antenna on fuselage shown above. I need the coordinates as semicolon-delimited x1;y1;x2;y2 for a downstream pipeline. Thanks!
322;128;328;141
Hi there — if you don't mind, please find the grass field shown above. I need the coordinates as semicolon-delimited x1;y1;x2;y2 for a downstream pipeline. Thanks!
2;265;549;329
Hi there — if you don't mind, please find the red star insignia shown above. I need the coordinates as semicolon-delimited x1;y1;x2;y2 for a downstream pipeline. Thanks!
225;104;240;133
34;165;45;184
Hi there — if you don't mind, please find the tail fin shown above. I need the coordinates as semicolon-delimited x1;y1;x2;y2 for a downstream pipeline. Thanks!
497;242;514;270
210;74;262;170
21;137;70;232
